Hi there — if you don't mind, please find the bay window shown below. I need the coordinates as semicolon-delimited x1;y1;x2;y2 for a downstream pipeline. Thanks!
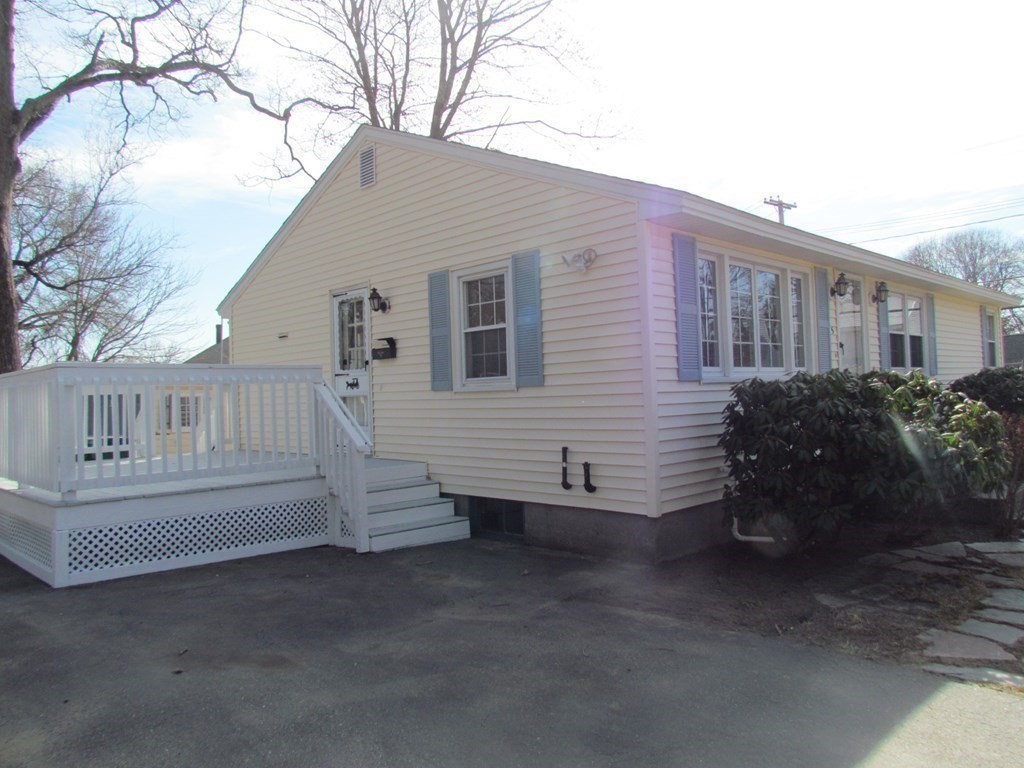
698;249;809;376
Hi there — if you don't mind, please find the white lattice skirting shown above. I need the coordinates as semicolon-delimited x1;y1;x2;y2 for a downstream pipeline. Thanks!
0;484;331;587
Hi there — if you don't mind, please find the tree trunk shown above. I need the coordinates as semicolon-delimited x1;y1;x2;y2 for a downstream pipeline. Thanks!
0;0;21;373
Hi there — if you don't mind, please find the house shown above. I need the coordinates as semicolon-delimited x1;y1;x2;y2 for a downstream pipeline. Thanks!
1004;333;1024;367
216;126;1017;562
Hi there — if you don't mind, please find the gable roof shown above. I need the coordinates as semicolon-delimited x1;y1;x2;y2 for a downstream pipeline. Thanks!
218;126;1018;315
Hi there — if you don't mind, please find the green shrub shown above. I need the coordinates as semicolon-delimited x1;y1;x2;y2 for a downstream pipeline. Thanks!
951;365;1024;535
950;365;1024;415
720;370;1007;549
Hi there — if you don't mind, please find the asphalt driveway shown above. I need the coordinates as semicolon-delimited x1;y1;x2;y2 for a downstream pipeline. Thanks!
2;539;1023;768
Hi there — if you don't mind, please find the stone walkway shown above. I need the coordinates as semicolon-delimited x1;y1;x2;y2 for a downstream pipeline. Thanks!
822;540;1024;690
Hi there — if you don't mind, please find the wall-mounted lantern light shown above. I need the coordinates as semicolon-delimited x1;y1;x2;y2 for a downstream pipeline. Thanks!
830;272;850;298
871;281;890;304
368;287;389;313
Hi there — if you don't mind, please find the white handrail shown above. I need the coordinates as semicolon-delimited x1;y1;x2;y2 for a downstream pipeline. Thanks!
0;363;323;494
312;382;372;552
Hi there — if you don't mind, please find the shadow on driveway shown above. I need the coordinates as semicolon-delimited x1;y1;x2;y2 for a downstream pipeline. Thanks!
2;540;1022;767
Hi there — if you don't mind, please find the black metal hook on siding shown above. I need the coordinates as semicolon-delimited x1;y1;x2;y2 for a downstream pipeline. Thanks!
561;446;573;490
583;462;597;494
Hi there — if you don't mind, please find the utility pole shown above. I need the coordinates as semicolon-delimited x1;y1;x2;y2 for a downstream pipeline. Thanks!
764;196;797;225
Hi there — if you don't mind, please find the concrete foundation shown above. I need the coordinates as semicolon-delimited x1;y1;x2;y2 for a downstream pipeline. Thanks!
451;494;732;562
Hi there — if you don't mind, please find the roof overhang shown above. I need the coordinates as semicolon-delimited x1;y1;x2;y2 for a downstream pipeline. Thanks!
648;195;1019;307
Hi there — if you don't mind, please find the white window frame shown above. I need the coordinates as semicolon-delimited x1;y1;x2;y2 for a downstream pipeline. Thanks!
452;261;516;391
698;247;810;379
886;292;926;371
983;309;998;367
164;393;202;432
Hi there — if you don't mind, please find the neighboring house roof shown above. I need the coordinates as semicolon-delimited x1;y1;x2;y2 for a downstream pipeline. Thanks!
185;337;230;364
217;126;1019;315
1005;334;1024;365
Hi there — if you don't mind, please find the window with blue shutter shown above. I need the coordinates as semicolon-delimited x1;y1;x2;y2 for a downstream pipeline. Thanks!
430;251;543;391
925;294;938;375
673;234;701;382
512;249;543;388
428;270;452;391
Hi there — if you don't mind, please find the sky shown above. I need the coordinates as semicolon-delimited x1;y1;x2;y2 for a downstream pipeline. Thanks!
24;0;1024;357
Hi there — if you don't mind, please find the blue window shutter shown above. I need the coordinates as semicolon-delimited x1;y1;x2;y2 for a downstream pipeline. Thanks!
673;234;701;382
925;293;938;376
512;249;544;388
814;267;833;372
878;292;891;370
428;270;452;391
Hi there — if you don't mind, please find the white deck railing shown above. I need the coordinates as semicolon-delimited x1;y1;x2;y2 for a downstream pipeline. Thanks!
313;382;372;552
0;363;327;495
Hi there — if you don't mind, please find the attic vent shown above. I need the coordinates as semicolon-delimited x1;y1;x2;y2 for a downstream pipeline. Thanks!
359;145;376;188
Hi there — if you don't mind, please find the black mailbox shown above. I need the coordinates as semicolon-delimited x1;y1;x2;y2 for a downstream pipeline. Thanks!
372;337;397;360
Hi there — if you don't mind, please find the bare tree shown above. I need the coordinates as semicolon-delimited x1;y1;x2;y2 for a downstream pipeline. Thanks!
0;0;260;373
15;154;194;365
903;228;1024;332
255;0;573;178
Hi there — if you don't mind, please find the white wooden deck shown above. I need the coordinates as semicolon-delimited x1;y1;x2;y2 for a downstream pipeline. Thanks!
0;364;468;588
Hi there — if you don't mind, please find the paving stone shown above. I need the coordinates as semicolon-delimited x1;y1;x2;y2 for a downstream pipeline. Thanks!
982;589;1024;612
893;560;962;577
953;618;1024;646
985;553;1024;569
914;541;967;559
857;552;906;568
967;541;1024;554
976;572;1020;588
813;593;861;610
892;548;951;563
922;664;1024;691
918;629;1016;662
849;582;900;601
975;608;1024;628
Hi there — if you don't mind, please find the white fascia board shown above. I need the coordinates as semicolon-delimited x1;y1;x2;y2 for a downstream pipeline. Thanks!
650;196;1020;307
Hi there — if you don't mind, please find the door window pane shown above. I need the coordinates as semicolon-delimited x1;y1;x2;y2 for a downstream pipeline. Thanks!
838;279;864;373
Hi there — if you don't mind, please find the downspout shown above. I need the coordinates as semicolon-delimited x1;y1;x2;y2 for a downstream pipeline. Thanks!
731;516;776;544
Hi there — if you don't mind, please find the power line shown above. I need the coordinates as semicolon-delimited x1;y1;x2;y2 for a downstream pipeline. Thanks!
820;197;1024;236
850;212;1024;245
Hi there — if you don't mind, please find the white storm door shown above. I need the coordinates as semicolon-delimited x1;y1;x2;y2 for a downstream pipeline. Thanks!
333;289;371;430
837;277;865;374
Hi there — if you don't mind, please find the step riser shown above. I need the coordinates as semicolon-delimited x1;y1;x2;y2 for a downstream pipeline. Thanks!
368;500;454;528
366;463;427;485
369;519;471;552
367;483;440;507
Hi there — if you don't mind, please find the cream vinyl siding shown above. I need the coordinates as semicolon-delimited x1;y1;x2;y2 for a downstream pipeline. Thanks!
230;142;647;514
650;223;1002;515
935;296;999;380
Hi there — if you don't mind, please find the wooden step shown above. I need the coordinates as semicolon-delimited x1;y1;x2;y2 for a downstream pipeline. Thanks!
366;479;441;506
365;459;428;486
368;515;471;552
367;496;454;528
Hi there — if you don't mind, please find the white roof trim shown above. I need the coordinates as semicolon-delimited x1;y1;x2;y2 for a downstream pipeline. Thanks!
218;126;1018;315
